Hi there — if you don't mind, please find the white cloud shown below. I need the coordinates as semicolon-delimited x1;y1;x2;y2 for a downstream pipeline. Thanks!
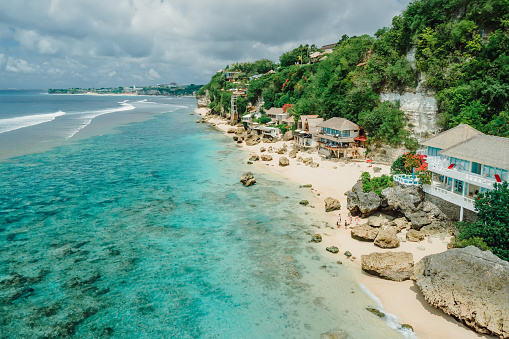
148;68;160;80
108;71;116;77
5;57;40;73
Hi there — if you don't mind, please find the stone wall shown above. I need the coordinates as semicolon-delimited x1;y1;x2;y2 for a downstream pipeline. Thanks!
424;193;478;222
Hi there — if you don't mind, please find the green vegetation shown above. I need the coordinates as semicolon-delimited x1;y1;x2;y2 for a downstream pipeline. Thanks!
49;83;203;96
361;172;395;196
200;0;509;143
391;152;431;185
453;236;493;252
457;182;509;260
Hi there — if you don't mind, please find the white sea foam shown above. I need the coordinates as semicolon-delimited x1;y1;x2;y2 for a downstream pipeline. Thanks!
65;102;135;140
358;283;417;339
0;111;66;134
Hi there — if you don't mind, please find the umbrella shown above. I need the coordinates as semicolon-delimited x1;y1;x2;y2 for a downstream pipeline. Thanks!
366;159;372;167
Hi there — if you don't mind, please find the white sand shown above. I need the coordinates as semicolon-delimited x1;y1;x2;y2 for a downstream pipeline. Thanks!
198;109;493;339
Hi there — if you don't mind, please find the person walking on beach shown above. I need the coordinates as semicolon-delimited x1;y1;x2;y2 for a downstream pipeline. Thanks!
337;214;341;228
344;220;348;230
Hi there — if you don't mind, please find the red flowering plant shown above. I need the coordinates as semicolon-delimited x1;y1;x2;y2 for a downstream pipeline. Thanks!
282;104;292;113
391;152;431;185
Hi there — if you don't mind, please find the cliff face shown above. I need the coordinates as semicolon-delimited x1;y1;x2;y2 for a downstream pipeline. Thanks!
381;91;439;137
196;90;210;108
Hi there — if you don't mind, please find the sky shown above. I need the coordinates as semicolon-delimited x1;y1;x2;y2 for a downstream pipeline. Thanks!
0;0;411;89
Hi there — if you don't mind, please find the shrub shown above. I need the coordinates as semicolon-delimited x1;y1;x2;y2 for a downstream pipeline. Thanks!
453;237;492;252
361;172;394;196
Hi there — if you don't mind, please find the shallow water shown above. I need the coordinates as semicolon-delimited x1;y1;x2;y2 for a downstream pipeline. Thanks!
0;96;402;338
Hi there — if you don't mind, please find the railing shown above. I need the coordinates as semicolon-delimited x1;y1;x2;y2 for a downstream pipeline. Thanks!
426;156;496;190
423;185;476;211
393;174;421;186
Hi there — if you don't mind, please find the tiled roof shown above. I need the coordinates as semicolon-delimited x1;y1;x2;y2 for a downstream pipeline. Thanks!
439;134;509;170
316;117;358;131
421;124;483;149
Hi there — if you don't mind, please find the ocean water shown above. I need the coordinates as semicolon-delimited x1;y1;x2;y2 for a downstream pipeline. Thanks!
0;91;404;338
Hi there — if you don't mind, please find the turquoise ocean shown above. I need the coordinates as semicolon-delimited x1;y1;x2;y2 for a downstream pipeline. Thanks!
0;90;406;338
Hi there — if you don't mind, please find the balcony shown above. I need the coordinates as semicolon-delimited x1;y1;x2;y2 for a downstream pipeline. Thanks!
425;156;496;190
423;184;476;212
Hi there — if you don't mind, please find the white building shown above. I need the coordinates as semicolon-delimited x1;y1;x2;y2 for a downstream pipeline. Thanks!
394;124;509;220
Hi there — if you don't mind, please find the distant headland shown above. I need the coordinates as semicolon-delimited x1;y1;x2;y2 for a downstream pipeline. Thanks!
48;83;203;96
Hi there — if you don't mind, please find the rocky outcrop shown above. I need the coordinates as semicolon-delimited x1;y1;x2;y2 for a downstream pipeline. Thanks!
324;197;341;212
283;130;293;141
414;247;509;338
240;172;256;187
347;181;382;217
351;224;379;241
406;229;425;242
368;215;388;228
362;252;414;281
260;155;273;161
374;228;400;248
326;246;339;254
279;157;290;167
347;181;450;231
249;154;260;161
311;234;322;243
381;91;439;136
196;91;211;108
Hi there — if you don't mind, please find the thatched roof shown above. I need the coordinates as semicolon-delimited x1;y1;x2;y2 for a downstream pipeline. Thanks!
421;124;483;149
317;117;358;131
440;134;509;170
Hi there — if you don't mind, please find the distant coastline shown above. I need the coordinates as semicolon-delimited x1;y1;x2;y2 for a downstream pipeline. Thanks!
48;83;203;97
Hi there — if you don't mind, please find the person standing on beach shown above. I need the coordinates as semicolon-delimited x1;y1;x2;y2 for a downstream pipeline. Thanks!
344;220;348;230
337;214;341;228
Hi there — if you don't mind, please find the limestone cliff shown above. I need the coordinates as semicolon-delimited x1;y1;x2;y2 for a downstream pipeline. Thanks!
196;90;211;108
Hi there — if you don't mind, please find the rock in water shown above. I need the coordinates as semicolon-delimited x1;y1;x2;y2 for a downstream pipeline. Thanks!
361;252;414;281
320;328;347;339
240;172;256;187
279;156;290;167
311;234;322;243
326;246;339;254
374;228;400;248
414;246;509;338
324;197;341;212
299;200;309;206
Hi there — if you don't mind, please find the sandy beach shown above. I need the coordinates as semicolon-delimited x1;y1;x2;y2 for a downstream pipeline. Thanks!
197;108;493;339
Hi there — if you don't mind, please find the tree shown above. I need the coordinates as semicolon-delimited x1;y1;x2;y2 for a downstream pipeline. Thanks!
458;181;509;260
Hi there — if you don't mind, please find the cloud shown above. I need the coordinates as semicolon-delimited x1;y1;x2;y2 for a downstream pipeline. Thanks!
148;68;161;80
5;57;40;73
0;0;412;88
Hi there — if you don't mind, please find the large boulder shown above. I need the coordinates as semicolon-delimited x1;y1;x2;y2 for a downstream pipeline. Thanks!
390;217;411;232
368;215;388;228
374;228;400;248
283;130;294;141
347;181;382;217
406;211;432;230
303;157;314;165
362;252;414;281
260;155;273;162
249;154;260;161
245;139;260;146
324;197;341;212
381;185;424;215
289;149;298;159
240;172;256;187
414;247;509;338
406;229;425;242
279;157;290;167
351;224;379;242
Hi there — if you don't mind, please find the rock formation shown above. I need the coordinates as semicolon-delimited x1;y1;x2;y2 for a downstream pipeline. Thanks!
279;157;290;167
414;246;509;338
374;228;400;248
240;172;256;187
283;130;294;141
351;224;379;241
362;252;414;281
406;229;425;242
289;149;298;158
346;181;382;217
324;197;341;212
260;155;273;161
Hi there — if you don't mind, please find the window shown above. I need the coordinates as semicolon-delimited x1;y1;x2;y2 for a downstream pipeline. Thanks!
428;147;441;156
454;179;464;194
342;130;350;137
450;157;470;172
482;165;508;181
471;162;481;175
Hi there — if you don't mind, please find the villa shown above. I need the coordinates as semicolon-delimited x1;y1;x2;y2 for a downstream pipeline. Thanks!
394;124;509;221
265;107;289;125
294;115;323;148
316;117;365;158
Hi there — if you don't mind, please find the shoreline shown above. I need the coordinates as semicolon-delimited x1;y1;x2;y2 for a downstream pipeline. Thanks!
197;107;493;339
